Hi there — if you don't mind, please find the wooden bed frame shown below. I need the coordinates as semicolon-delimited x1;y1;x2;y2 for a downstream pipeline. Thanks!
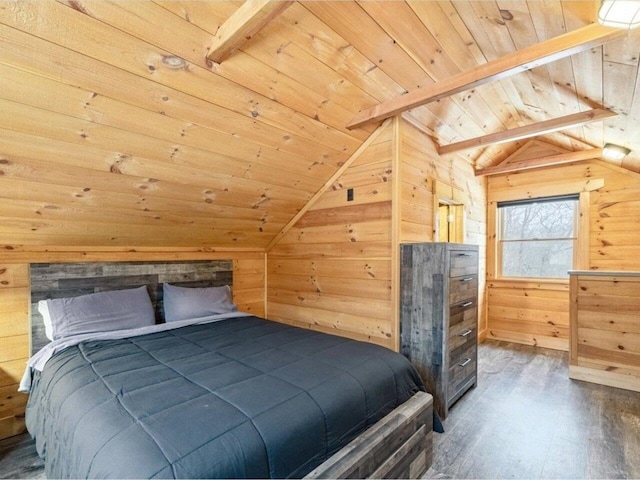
306;391;433;479
29;260;434;479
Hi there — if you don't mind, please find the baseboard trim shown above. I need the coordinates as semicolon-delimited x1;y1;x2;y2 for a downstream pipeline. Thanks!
569;365;640;393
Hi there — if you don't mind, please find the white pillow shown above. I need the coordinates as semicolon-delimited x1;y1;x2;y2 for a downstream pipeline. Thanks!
42;286;156;340
37;299;54;341
163;284;237;322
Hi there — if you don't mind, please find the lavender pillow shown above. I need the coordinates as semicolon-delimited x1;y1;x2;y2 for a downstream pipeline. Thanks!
44;286;155;340
163;284;237;322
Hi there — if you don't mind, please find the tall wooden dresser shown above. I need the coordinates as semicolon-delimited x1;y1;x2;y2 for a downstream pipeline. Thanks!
400;242;479;419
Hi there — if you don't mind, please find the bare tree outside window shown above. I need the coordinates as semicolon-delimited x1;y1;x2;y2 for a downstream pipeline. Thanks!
499;197;578;278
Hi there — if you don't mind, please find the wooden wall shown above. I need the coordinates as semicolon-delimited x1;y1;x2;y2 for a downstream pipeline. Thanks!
487;160;640;350
487;280;570;350
267;118;487;350
0;248;265;440
0;264;29;439
399;120;488;337
399;121;434;243
268;122;395;349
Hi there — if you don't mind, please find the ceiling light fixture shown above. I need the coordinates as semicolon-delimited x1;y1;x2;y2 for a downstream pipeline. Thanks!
602;143;631;160
598;0;640;29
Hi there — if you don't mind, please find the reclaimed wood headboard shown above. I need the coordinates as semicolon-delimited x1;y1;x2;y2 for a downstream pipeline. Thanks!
29;260;233;355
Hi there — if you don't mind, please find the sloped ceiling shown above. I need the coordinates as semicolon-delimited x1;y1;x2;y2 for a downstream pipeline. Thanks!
0;1;639;249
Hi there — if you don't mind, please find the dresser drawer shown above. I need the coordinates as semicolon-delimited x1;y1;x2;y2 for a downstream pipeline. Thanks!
449;250;478;277
449;275;478;304
449;302;477;353
449;323;476;361
449;322;476;353
448;345;477;403
449;303;477;333
449;297;476;319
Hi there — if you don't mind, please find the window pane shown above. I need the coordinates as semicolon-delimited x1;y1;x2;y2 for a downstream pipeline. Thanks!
502;200;576;240
502;240;574;277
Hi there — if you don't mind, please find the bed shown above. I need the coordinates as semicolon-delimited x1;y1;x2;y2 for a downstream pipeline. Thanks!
22;261;434;479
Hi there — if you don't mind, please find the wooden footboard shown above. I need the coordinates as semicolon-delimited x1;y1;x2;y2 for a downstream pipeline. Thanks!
305;391;434;479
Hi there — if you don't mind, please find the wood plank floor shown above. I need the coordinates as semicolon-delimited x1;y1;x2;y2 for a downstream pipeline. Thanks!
0;430;44;479
425;340;640;479
0;339;638;479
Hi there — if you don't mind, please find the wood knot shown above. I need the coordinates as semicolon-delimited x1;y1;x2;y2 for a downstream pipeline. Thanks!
500;9;513;20
162;55;188;70
67;0;90;15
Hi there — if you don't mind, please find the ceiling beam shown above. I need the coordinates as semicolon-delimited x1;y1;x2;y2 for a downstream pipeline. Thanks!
475;148;604;176
347;24;625;130
439;109;616;155
206;0;294;64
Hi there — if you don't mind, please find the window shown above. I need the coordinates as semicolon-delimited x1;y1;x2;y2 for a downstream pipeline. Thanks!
498;195;578;278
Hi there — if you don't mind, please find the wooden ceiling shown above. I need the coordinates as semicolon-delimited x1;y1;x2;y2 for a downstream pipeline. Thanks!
0;1;639;248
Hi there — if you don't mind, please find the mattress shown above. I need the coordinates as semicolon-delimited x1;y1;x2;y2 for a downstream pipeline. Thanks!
26;315;424;479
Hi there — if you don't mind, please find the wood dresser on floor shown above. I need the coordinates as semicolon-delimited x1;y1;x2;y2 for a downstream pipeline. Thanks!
400;243;479;419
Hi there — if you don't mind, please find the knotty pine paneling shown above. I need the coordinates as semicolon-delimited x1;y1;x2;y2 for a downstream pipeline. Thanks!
487;280;570;350
401;121;487;246
0;264;29;440
0;0;640;254
0;1;365;148
233;256;266;317
487;160;640;350
399;120;488;338
267;119;488;350
0;249;265;440
1;0;640;253
268;122;395;349
0;0;358;250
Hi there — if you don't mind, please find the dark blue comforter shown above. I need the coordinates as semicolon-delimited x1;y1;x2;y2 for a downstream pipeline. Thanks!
26;316;424;479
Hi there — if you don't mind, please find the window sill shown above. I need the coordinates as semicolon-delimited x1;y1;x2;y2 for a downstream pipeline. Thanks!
488;277;569;290
495;277;568;284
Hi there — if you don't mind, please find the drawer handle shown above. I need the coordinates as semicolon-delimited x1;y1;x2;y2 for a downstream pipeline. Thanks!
456;253;472;257
460;277;474;282
459;301;473;308
459;329;473;338
458;358;472;367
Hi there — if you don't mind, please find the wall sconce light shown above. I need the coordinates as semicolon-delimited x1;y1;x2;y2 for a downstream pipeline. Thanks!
602;143;631;160
598;0;640;29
